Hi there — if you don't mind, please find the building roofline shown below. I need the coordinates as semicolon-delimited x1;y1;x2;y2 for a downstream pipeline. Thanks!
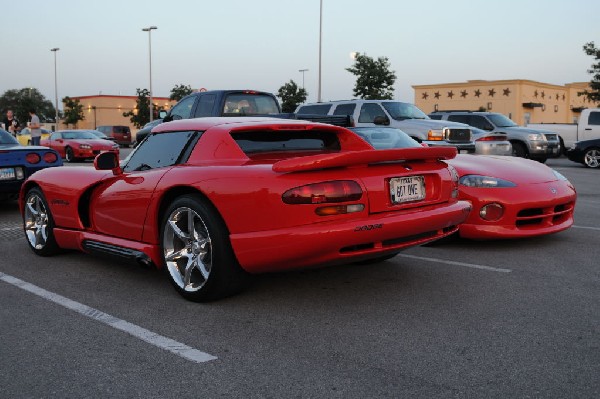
69;94;172;101
412;79;590;90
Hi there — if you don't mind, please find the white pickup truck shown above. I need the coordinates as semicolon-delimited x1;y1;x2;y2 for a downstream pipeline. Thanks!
527;108;600;150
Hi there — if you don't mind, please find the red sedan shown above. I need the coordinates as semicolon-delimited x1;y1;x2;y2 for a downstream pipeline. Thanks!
41;129;120;162
20;118;471;301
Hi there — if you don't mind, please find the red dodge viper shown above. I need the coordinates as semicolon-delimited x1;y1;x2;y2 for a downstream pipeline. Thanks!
20;118;471;301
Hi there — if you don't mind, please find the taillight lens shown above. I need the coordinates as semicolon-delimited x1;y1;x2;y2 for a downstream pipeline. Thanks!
25;153;41;164
43;152;58;163
282;180;363;204
477;135;505;142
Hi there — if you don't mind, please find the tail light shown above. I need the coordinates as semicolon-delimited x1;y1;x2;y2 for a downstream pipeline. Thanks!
43;152;58;163
477;135;506;142
283;180;362;204
25;153;41;164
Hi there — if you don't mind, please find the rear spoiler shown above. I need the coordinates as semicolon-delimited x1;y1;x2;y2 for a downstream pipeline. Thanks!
272;147;457;173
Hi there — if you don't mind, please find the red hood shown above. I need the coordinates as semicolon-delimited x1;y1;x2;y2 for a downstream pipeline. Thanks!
447;154;558;184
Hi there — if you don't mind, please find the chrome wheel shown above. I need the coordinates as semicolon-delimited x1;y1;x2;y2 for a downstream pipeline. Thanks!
163;206;212;293
583;148;600;168
24;190;55;253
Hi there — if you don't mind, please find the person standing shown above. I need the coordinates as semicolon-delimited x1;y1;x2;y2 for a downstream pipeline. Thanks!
2;110;20;137
29;109;42;146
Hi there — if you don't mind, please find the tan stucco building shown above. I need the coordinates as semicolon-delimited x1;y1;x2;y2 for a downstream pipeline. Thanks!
62;95;175;133
413;80;598;126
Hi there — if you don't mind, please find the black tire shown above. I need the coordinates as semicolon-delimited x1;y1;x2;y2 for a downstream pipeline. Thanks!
511;142;528;158
583;147;600;168
160;194;247;302
23;187;60;256
559;137;567;156
65;147;76;163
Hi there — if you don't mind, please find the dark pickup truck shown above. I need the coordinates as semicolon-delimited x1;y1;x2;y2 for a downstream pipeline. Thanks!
134;90;353;146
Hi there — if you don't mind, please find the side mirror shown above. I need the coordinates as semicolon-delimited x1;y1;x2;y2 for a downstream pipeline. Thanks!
373;115;390;126
159;110;168;119
94;151;122;175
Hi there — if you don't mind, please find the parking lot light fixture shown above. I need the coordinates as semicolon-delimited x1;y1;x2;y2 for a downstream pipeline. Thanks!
142;26;157;122
51;48;60;128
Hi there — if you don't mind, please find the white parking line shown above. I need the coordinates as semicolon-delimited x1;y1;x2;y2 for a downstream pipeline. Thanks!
572;225;600;231
0;272;217;364
397;254;512;273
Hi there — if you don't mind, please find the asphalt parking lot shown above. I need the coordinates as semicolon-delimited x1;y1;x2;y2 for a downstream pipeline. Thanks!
0;156;598;398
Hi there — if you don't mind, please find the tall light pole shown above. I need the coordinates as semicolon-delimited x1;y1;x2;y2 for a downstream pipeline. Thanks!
318;0;323;102
142;26;157;122
50;48;60;129
299;69;309;90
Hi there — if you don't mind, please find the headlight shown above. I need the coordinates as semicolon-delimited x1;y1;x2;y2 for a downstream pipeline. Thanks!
79;144;92;150
528;133;546;141
552;170;568;181
427;129;444;141
459;175;517;188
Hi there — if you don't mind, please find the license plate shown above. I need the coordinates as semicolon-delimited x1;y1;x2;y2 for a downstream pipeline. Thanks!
390;176;425;204
0;167;15;180
459;149;469;154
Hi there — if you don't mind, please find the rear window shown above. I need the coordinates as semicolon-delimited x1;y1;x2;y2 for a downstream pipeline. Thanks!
296;104;332;115
223;94;280;115
231;130;341;154
114;126;130;133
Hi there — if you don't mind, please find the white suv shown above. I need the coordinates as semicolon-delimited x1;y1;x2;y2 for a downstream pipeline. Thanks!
297;100;475;153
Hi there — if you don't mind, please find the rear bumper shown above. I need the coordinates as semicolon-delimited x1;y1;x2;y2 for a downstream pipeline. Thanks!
230;200;472;273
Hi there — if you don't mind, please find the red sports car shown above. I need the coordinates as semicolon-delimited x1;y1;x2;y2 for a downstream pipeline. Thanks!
20;117;471;301
352;126;577;240
41;129;120;162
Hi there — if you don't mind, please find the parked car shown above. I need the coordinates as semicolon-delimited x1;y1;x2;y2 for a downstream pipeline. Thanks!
297;99;476;153
355;126;576;240
0;128;62;201
566;138;600;168
88;129;117;142
20;117;472;301
96;125;132;147
40;129;119;162
134;89;353;147
528;108;600;150
16;128;52;146
430;111;560;162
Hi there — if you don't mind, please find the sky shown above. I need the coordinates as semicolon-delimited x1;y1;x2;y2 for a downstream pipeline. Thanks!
1;0;597;108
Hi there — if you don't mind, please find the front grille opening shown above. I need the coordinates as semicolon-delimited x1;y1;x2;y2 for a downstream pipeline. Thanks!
518;208;543;218
516;218;543;227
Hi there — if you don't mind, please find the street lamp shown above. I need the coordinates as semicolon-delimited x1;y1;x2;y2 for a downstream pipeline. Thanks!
142;26;157;122
318;0;323;102
50;48;59;129
299;69;309;90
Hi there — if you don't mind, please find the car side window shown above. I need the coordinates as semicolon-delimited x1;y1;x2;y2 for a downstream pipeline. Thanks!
332;103;356;116
123;130;197;172
358;103;386;123
468;116;490;130
447;115;470;124
169;96;197;120
50;132;61;140
194;94;216;118
296;104;332;115
588;111;600;125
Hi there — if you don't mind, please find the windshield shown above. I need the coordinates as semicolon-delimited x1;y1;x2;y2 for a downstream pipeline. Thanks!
61;131;99;140
487;114;518;127
350;127;421;150
0;129;19;145
381;102;429;120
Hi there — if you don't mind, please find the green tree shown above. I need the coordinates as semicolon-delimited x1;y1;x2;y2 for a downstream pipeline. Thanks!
0;88;56;126
277;80;307;113
170;84;193;101
346;53;396;100
62;96;85;128
123;88;151;128
579;42;600;103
